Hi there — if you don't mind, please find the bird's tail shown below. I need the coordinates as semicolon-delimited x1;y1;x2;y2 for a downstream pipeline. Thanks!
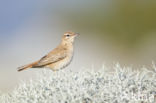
18;61;38;72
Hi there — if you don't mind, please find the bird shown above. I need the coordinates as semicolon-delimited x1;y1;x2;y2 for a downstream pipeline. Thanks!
18;31;79;72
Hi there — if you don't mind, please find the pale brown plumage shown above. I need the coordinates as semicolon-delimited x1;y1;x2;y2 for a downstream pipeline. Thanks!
18;32;79;71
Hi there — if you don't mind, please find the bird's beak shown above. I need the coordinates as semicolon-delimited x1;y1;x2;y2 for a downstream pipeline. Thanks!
74;33;80;37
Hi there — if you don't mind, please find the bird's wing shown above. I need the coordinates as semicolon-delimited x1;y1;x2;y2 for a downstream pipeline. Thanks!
34;47;67;67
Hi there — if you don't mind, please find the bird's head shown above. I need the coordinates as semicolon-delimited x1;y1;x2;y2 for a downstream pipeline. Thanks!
61;31;79;44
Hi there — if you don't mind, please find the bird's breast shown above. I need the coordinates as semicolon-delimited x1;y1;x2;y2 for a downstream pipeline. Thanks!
61;54;73;69
47;51;73;71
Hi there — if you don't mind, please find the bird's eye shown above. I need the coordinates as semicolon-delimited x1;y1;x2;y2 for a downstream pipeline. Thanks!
66;34;70;37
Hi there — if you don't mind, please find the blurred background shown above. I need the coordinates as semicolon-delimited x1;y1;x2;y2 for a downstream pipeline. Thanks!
0;0;156;92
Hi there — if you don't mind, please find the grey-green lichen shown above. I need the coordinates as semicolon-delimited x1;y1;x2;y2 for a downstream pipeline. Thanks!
0;64;156;103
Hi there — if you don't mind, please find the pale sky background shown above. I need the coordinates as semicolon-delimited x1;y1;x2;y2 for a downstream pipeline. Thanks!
0;0;156;92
